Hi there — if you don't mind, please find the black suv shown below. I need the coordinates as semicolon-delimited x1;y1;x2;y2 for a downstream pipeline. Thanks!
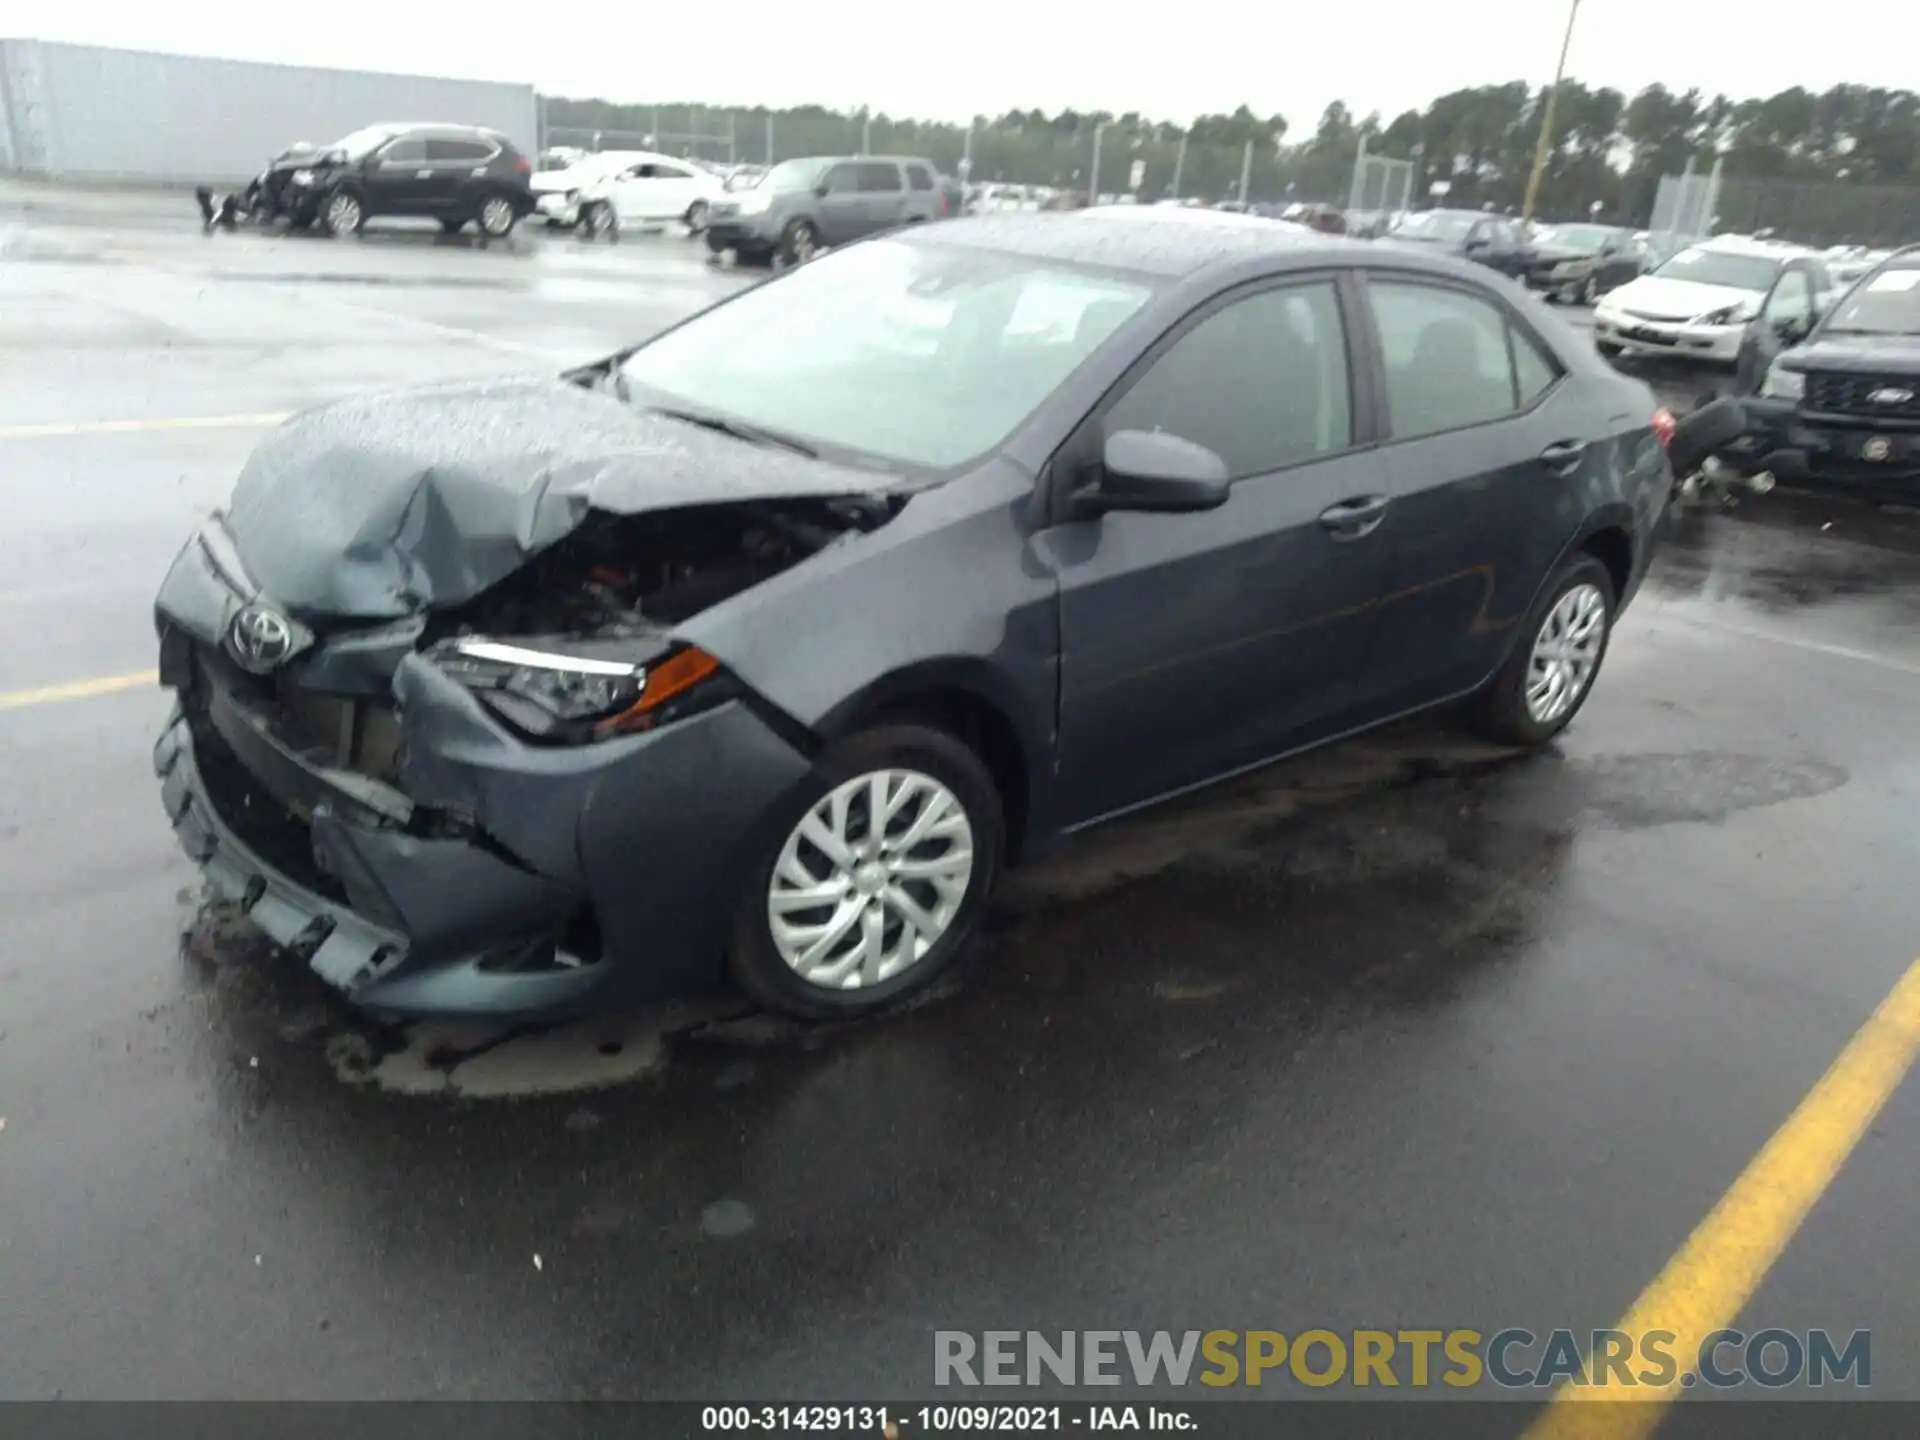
248;123;536;238
1726;244;1920;498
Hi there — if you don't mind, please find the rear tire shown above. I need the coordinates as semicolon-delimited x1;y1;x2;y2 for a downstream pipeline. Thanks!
477;195;518;239
1472;556;1616;747
727;724;1004;1019
685;200;710;234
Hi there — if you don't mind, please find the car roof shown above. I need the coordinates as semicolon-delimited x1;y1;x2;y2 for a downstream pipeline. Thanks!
901;206;1360;279
1696;234;1816;257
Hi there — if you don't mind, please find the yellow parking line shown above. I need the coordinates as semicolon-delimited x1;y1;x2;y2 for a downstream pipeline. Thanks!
0;670;158;711
0;413;289;440
1526;954;1920;1439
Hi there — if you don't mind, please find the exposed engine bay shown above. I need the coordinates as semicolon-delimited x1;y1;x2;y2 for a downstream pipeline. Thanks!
439;497;895;640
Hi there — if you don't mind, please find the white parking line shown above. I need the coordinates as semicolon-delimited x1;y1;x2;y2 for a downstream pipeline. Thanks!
1641;609;1920;678
0;413;290;440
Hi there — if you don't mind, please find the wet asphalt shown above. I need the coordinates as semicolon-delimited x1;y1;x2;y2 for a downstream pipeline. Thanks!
2;188;1918;1409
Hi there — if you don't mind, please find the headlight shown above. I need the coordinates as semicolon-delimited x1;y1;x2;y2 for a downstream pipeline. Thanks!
733;190;773;215
434;639;722;741
1761;362;1805;401
291;169;316;186
1695;301;1757;326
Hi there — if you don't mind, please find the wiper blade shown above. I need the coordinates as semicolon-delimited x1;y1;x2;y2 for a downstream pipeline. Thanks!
649;406;818;458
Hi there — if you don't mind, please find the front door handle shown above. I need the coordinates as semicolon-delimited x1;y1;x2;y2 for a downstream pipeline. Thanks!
1318;493;1391;540
1540;440;1587;474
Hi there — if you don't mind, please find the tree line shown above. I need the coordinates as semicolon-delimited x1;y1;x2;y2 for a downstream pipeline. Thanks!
543;80;1920;231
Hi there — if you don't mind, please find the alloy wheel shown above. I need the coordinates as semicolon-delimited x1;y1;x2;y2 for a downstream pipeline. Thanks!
1525;582;1607;725
479;197;515;236
325;192;361;235
766;769;976;991
790;223;818;264
686;200;709;233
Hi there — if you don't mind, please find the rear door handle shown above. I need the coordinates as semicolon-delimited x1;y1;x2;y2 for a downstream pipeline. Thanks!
1318;493;1391;540
1541;440;1588;474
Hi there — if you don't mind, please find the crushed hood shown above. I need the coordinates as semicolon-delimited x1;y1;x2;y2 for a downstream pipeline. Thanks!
224;376;898;620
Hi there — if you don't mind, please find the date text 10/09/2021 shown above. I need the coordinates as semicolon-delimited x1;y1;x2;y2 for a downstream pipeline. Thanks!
702;1406;1194;1433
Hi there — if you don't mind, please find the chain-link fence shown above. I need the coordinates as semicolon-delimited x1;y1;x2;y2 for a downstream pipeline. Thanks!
1348;147;1414;221
1711;178;1920;248
538;105;738;167
1647;163;1723;244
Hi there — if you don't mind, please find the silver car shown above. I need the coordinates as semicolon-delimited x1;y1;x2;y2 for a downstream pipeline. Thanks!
704;155;948;266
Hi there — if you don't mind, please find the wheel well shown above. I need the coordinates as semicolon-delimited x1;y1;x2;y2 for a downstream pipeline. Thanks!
855;688;1031;862
1580;527;1633;601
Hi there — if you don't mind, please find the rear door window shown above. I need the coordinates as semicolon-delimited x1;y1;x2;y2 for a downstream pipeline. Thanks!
426;137;495;163
858;162;904;193
906;165;936;193
1368;278;1551;438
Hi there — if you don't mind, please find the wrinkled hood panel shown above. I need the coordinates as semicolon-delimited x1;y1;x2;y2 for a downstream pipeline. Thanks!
224;377;896;620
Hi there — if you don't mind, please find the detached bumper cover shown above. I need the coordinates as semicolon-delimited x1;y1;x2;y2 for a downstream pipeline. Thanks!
156;712;409;994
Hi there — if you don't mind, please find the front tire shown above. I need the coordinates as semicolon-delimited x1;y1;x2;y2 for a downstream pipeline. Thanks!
777;218;819;268
727;724;1004;1018
685;199;710;234
1579;275;1599;306
582;200;617;241
320;187;364;237
1472;556;1616;747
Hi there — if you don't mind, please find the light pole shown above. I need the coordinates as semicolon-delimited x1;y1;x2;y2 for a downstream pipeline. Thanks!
1520;0;1581;227
1089;121;1111;205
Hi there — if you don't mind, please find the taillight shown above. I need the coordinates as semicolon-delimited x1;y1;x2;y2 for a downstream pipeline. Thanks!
1651;408;1677;448
514;155;531;175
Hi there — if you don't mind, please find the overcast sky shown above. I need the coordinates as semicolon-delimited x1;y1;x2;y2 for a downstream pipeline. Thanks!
20;0;1916;133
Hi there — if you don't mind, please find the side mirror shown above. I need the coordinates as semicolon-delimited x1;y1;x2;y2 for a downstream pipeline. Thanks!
815;183;832;198
1464;236;1490;252
1083;430;1231;515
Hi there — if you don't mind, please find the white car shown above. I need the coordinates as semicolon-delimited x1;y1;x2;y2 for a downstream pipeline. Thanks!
1592;237;1823;364
532;150;725;234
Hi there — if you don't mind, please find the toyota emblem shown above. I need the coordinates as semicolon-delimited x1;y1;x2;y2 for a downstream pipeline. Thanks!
227;603;295;673
1862;437;1893;463
1868;387;1914;405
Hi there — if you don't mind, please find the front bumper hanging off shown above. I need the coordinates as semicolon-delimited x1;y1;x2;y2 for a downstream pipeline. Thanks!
152;526;816;1021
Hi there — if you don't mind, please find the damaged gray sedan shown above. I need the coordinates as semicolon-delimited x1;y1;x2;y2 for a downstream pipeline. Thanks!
154;209;1674;1020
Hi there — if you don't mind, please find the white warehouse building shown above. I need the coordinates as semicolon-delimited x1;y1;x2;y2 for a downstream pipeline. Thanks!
0;39;539;182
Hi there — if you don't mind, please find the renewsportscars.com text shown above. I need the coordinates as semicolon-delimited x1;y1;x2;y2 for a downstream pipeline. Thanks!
934;1329;1870;1390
